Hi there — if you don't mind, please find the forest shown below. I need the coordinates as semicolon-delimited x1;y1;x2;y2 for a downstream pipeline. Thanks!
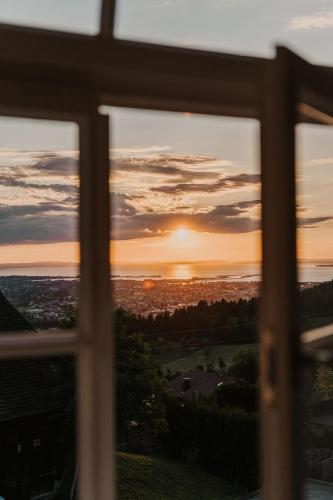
122;279;333;342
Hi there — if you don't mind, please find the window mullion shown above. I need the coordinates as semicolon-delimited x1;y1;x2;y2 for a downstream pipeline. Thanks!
260;47;302;500
79;110;114;500
100;0;116;37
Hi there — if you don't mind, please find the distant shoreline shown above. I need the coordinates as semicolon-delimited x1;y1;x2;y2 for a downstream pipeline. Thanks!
0;261;331;282
0;262;76;269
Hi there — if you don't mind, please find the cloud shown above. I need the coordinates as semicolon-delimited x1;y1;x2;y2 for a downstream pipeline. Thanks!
112;153;222;181
0;202;75;219
210;199;260;216
31;155;78;176
112;197;332;241
288;11;333;31
0;175;77;194
0;148;329;246
151;173;260;194
298;216;333;228
111;146;170;154
0;215;77;245
112;199;261;240
112;193;137;216
0;187;329;245
0;202;77;245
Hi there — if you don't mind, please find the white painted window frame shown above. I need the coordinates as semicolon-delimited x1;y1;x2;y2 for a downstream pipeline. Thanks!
0;3;331;498
0;95;113;500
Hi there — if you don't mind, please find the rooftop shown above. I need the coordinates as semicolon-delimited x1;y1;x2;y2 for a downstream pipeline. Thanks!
0;290;52;422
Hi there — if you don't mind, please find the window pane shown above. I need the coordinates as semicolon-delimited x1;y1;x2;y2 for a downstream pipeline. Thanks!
107;107;261;497
0;117;79;332
297;123;333;498
0;354;77;499
115;0;333;65
0;0;100;35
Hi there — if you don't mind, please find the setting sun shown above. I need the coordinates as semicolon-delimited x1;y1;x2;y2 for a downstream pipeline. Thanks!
167;227;200;250
174;227;189;241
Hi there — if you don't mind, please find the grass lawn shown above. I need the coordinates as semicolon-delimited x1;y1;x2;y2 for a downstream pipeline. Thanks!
156;343;257;373
117;452;246;500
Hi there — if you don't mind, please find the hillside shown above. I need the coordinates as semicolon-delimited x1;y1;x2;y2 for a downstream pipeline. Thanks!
117;452;246;500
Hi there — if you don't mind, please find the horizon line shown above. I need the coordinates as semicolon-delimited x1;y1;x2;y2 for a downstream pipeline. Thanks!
0;258;331;268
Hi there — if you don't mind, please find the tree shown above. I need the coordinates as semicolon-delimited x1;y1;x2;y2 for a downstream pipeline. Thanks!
216;381;258;413
48;308;168;454
218;356;226;371
163;397;258;490
228;347;258;384
115;308;168;440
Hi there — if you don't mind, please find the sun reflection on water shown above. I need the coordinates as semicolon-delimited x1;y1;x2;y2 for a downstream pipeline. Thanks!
169;263;193;280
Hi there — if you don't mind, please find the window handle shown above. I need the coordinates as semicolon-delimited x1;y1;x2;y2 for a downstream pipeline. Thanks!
262;328;276;408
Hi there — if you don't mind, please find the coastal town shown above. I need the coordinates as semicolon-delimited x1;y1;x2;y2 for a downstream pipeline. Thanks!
0;275;318;329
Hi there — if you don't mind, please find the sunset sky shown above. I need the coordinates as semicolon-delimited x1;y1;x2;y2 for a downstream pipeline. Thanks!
0;110;332;266
115;0;333;64
0;2;332;266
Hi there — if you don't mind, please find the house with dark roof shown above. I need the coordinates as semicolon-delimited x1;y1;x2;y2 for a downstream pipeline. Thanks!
0;291;33;334
0;291;63;500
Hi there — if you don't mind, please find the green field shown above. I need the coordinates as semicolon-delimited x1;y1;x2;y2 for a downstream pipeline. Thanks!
155;343;257;373
117;452;246;500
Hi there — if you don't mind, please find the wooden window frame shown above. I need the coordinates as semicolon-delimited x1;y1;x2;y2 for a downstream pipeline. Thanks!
0;5;332;498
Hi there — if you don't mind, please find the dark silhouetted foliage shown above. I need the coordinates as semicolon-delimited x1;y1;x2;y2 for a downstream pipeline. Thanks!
162;396;258;491
216;381;258;413
227;347;258;384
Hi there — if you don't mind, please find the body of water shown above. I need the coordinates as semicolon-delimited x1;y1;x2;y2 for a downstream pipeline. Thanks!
0;261;330;282
0;265;78;277
0;262;333;282
112;261;333;282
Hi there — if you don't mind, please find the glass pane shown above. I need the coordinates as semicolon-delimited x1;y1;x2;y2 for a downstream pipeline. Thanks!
115;0;333;64
0;0;100;35
298;122;333;498
0;354;77;499
0;117;79;332
297;124;333;326
108;107;261;498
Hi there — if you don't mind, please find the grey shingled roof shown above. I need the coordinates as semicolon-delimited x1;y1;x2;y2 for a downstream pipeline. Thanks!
0;290;51;422
0;290;33;333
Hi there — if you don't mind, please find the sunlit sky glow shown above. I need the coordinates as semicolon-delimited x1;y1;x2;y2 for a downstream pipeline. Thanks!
115;0;333;64
0;111;331;266
0;3;333;266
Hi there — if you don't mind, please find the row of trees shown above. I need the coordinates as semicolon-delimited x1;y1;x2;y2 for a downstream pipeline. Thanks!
124;298;257;343
122;279;333;341
300;280;333;316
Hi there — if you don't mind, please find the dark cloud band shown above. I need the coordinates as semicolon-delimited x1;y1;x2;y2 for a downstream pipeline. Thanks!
151;173;261;194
